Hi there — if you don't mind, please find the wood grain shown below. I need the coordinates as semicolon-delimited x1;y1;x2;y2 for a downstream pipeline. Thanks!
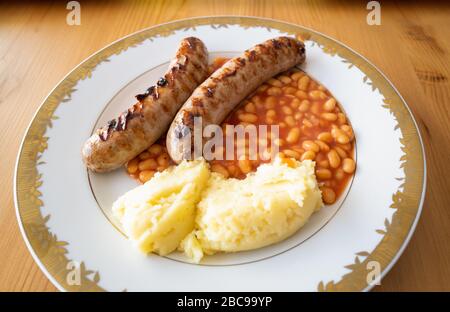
0;0;449;291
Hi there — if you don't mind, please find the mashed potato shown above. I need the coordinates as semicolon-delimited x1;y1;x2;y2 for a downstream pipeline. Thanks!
192;158;322;258
112;159;210;255
113;156;322;263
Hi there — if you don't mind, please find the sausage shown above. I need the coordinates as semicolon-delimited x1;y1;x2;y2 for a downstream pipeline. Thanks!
82;37;209;172
166;36;306;163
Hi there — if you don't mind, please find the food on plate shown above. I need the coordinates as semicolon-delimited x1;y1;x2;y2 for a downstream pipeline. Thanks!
129;67;355;204
114;156;322;263
86;36;357;262
211;68;356;204
126;138;175;183
82;37;209;172
190;157;322;261
166;36;306;163
112;159;210;255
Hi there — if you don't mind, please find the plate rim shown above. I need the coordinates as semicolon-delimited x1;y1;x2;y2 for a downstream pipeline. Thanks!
13;15;427;292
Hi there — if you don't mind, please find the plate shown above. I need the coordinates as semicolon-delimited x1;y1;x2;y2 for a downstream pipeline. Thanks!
14;16;426;291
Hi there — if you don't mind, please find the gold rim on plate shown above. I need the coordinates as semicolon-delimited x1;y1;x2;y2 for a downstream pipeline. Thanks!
14;16;426;292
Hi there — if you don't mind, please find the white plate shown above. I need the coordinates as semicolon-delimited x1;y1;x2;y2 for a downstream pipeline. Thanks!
15;16;426;292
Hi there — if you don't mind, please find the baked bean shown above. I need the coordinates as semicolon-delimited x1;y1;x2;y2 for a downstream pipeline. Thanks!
331;128;350;144
267;78;283;87
284;87;297;95
309;90;327;100
310;115;320;126
282;106;293;115
340;143;352;151
265;96;277;109
323;98;336;111
226;164;239;176
308;80;318;90
327;150;341;168
283;149;301;160
266;116;275;124
337;113;346;124
298;76;310;91
290;98;301;109
301;150;316;161
340;124;354;140
211;163;229;178
316;168;332;180
337;133;350;144
238;158;252;174
315;140;330;152
294;112;303;120
244;101;256;113
321;187;336;204
139;170;155;183
334;146;347;158
295;90;308;99
292;147;305;155
278;75;292;84
267;86;282;96
266;109;276;118
342;158;356;173
303;119;313;128
127;159;139;174
311;102;321;115
285;115;296;127
291;72;303;81
138;158;158;171
157;153;170;167
286;127;301;144
238;113;258;123
281;157;297;168
302;140;320;153
148;144;162;155
321;113;338;121
318;160;330;168
298;100;310;112
139;151;151;160
317;132;333;143
251;95;262;104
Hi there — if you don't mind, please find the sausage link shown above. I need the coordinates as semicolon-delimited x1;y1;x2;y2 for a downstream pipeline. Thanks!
82;37;209;172
166;36;306;163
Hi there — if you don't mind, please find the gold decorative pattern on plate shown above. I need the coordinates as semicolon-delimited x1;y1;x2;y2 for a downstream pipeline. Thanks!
15;16;425;292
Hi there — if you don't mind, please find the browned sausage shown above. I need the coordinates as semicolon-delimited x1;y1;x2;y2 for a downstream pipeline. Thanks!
166;36;306;163
82;37;209;172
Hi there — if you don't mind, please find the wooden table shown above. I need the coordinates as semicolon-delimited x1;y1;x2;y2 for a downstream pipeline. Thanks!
1;0;449;292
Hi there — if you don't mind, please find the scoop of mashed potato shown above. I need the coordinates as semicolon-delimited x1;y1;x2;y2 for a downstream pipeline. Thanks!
191;158;322;258
112;159;210;256
113;156;322;263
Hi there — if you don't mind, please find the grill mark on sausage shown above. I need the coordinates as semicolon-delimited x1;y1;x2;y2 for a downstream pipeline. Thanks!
205;87;214;97
135;86;155;102
184;37;199;49
99;47;198;141
157;77;168;87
